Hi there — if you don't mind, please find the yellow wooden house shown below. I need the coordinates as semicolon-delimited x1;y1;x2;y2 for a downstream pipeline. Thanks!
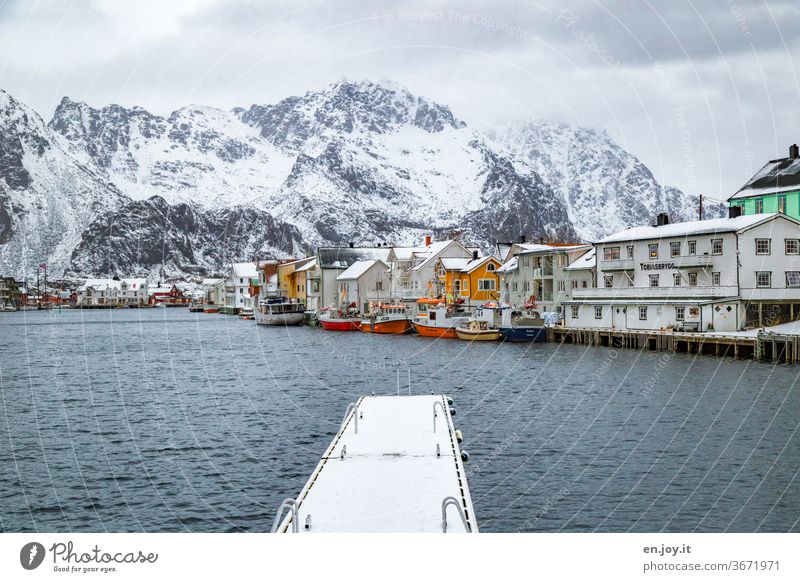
277;257;315;302
435;254;502;305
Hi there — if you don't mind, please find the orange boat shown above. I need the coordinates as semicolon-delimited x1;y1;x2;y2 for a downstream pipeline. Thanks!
410;298;471;339
361;304;412;334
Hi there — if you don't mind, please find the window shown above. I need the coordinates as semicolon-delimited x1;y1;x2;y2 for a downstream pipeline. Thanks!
649;274;659;287
603;246;620;261
648;244;659;259
582;280;588;288
604;275;613;288
670;242;681;257
673;273;681;286
688;240;697;255
558;281;566;292
572;280;578;289
688;272;697;286
639;306;647;320
755;199;763;213
756;271;771;288
478;279;496;291
786;239;800;255
675;306;685;321
486;263;496;271
625;273;634;287
787;272;800;288
627;245;634;259
511;282;518;292
712;272;721;286
711;239;723;255
572;305;579;319
376;281;383;291
594;306;602;319
755;238;771;255
779;195;787;214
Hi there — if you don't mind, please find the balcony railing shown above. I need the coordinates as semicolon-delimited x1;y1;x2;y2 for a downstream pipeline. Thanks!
572;285;739;300
673;255;713;269
532;267;553;277
600;258;635;271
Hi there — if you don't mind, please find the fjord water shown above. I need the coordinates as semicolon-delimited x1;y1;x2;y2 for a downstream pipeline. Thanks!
0;309;797;533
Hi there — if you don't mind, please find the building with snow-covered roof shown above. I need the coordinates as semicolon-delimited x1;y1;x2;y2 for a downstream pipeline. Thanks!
386;237;477;304
317;246;392;309
76;278;122;306
225;262;259;312
728;144;800;219
433;252;501;306
566;212;800;332
336;259;390;312
496;242;593;316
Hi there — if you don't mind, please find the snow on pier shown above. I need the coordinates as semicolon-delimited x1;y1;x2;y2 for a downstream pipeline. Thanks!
273;394;477;533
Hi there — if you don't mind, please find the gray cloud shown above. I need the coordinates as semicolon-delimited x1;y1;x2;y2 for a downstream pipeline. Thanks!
0;0;797;200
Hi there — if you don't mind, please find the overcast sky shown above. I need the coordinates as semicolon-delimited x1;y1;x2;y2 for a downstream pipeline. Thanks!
1;0;798;199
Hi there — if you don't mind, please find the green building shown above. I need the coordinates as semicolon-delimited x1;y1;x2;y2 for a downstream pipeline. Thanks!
728;144;800;218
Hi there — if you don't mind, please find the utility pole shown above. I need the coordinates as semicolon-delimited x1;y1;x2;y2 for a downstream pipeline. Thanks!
699;194;703;221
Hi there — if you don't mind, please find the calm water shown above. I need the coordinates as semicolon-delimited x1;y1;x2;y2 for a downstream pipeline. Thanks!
0;309;798;533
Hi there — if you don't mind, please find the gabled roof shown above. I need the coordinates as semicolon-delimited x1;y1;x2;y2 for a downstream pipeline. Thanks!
729;156;800;200
461;254;499;273
411;240;474;272
318;247;391;269
438;257;472;271
598;213;789;243
564;248;596;271
201;278;225;286
336;259;388;281
515;243;590;255
230;262;258;278
79;278;122;291
390;246;427;261
294;257;318;273
496;257;518;273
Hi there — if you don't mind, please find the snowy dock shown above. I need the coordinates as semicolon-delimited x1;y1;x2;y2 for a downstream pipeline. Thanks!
272;394;477;533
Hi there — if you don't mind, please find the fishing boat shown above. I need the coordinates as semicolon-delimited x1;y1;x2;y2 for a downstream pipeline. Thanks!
319;306;362;331
498;309;547;342
239;307;255;320
455;304;502;341
255;297;305;326
1;303;16;312
455;319;502;341
203;304;220;314
361;304;412;334
188;301;204;312
410;298;470;339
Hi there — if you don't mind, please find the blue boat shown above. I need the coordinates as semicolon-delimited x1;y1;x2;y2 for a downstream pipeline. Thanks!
499;311;547;342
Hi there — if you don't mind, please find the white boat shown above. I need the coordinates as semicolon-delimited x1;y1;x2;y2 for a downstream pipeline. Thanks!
256;297;305;326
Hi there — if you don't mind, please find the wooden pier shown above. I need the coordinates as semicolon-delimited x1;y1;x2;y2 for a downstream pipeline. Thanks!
549;326;766;361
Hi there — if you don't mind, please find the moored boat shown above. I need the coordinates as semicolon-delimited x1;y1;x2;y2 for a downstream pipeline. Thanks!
455;319;502;341
361;304;411;334
256;297;305;326
203;304;220;314
188;301;204;312
319;307;361;331
410;298;470;339
239;307;255;320
498;309;547;342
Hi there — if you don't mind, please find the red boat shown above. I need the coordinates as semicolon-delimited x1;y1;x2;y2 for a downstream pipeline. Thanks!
319;307;362;331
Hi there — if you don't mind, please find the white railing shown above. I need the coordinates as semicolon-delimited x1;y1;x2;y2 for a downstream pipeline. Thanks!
572;285;739;300
599;258;635;271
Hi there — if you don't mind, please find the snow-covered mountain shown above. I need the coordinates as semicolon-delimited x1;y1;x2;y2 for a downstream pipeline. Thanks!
1;79;707;279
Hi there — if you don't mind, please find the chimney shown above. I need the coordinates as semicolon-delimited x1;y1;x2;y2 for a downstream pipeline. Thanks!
472;250;479;260
729;205;743;218
538;237;544;245
790;144;799;159
656;212;670;226
349;242;354;248
424;235;431;247
519;234;526;243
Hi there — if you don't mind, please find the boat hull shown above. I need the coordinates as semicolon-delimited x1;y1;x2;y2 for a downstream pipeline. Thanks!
411;322;459;339
499;326;547;342
361;319;412;334
255;311;305;326
203;307;220;314
455;328;502;341
320;318;361;331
